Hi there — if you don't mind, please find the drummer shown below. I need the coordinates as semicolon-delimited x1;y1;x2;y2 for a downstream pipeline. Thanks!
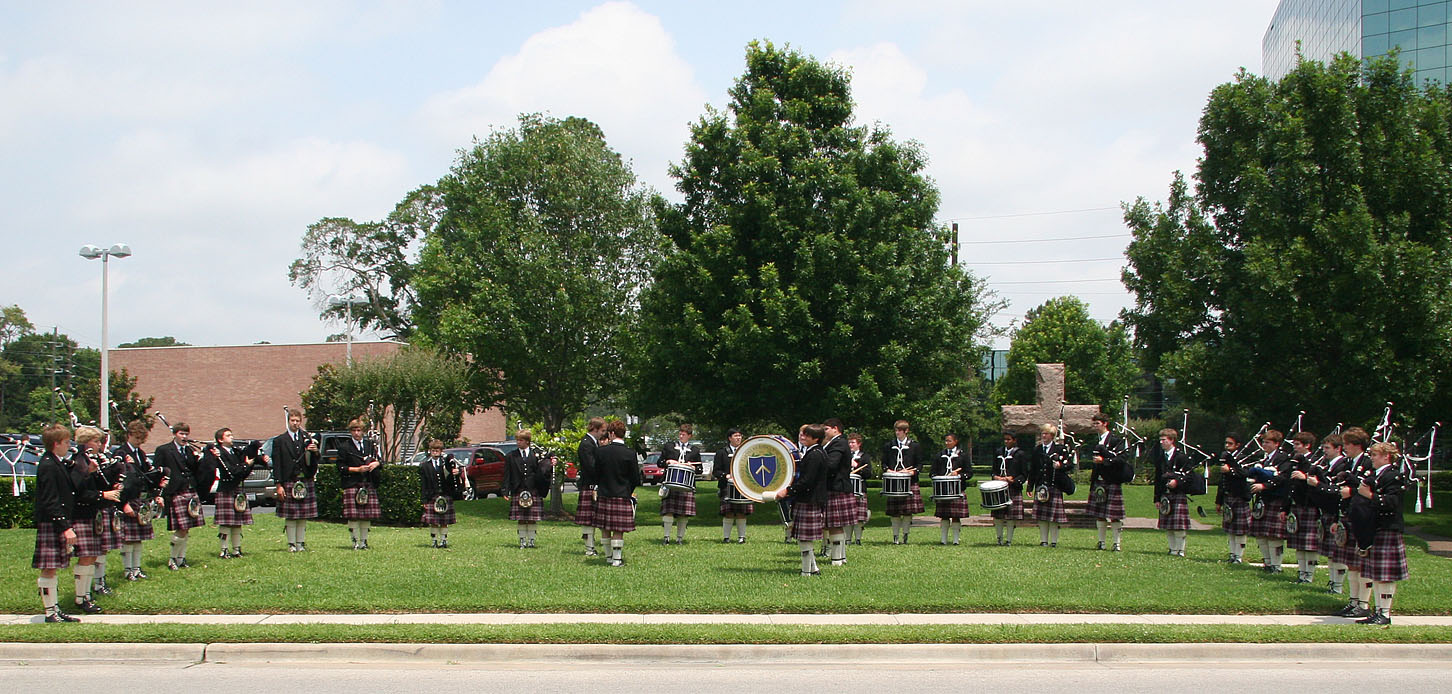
990;432;1029;546
716;428;752;543
881;420;925;544
846;433;872;545
931;433;970;545
659;424;701;545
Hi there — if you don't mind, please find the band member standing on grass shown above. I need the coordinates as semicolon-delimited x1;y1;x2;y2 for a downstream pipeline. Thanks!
1286;431;1322;584
777;424;828;576
206;428;258;559
88;428;124;598
931;433;970;546
576;417;605;556
1215;433;1251;564
70;426;119;614
418;438;464;548
716;428;753;544
822;418;854;565
1312;433;1351;594
1030;424;1070;548
1332;428;1376;618
33;424;80;622
154;422;203;570
1087;413;1127;552
1154;428;1193;557
113;420;158;581
593;419;640;567
1354;441;1410;625
504;429;552;549
1248;430;1291;572
846;433;872;545
991;432;1028;546
881;420;925;544
337;419;382;550
273;408;319;553
659;424;701;545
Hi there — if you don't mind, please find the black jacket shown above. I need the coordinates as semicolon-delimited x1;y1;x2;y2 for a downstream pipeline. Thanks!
576;434;599;489
881;438;925;479
208;445;257;496
1251;449;1292;501
1215;448;1250;504
271;429;317;485
992;446;1030;494
824;434;852;493
1029;441;1073;491
503;447;551;497
930;447;972;482
593;441;640;499
419;454;463;502
1311;454;1350;514
336;437;382;489
661;440;701;468
1368;462;1407;532
154;441;197;497
1153;446;1195;499
715;444;739;493
1088;431;1128;487
32;451;76;525
786;444;829;505
69;449;103;518
848;450;873;480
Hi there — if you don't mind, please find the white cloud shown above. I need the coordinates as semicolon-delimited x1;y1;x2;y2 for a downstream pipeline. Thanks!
418;1;706;196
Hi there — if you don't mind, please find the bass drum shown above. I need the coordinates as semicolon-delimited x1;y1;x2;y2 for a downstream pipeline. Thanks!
729;435;799;503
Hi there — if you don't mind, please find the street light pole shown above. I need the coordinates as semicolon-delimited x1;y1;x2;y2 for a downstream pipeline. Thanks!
79;243;132;433
328;294;366;366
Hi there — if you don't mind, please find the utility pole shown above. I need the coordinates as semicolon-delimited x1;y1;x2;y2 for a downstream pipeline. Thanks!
48;327;59;414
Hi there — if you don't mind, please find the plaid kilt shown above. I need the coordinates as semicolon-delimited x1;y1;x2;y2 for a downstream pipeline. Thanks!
854;494;869;524
100;507;123;551
791;501;825;541
213;491;254;527
574;487;596;526
32;521;71;570
659;489;697;517
886;485;925;516
70;515;103;558
825;491;857;527
121;507;154;542
933;494;970;519
1322;517;1362;568
594;496;635;533
278;481;318;520
1086;483;1125;521
1249;498;1288;539
1157;493;1190;531
720;500;756;516
509;494;544;522
166;492;206;532
342;484;381;520
1363;528;1408;582
1221;498;1251;536
420;499;456;526
1288;504;1320;552
991;491;1025;520
1033;488;1067;524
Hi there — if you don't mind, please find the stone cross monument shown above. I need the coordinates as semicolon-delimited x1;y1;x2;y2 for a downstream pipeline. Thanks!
1000;363;1100;437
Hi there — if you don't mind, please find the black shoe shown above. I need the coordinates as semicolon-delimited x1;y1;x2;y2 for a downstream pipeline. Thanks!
288;543;300;553
1112;544;1121;552
662;538;672;545
585;549;598;557
362;541;370;550
233;549;244;558
178;559;190;569
439;540;449;549
1333;602;1357;617
298;543;308;552
737;537;746;544
135;569;149;579
75;599;102;614
722;538;731;544
167;559;180;571
45;611;80;623
609;558;624;567
94;580;113;596
1050;543;1057;548
1097;542;1106;550
1041;542;1048;547
220;550;231;559
124;570;139;582
1356;611;1390;625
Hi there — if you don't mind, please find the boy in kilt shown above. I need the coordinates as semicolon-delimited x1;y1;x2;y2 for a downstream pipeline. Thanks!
881;420;925;544
822;419;855;564
593;419;641;566
1330;429;1376;616
1214;433;1251;564
1087;414;1127;552
1286;431;1323;583
1353;442;1410;625
70;426;120;614
504;429;553;548
990;432;1028;546
33;424;80;622
154;422;205;570
418;439;464;548
272;407;319;552
337;419;383;550
1248;430;1291;572
1030;424;1071;548
113;420;159;581
930;433;971;546
777;424;828;576
1312;434;1354;593
659;424;701;544
86;427;125;597
1154;428;1194;557
847;433;872;545
207;428;259;559
716;428;753;544
576;418;605;555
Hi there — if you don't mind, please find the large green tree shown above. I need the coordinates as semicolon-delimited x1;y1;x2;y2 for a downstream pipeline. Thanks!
413;114;663;434
1123;55;1452;431
994;296;1139;411
636;41;998;441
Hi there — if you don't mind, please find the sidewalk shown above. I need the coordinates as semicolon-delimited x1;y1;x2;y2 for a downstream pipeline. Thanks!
4;612;1451;626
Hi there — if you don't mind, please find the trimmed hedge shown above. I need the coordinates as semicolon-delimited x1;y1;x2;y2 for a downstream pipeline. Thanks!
0;484;35;529
314;463;424;526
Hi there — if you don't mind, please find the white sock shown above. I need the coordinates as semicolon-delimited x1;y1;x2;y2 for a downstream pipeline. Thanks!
360;521;371;544
297;521;307;544
1360;579;1374;607
1178;530;1188;552
440;527;448;543
1096;519;1107;544
890;516;900;540
1227;533;1238;556
1256;538;1270;564
993;519;1004;542
830;532;847;562
1039;521;1050;544
38;576;59;614
736;518;747;539
951;520;961;544
662;515;674;539
1111;521;1123;546
93;556;106;588
723;519;732;539
800;541;814;573
1050;524;1060;545
1005;522;1016;543
584;529;595;551
1330;562;1347;588
675;517;688;541
285;522;297;545
1375;581;1396;614
940;519;949;543
1271;541;1284;567
518;525;527;543
73;564;94;601
610;539;623;561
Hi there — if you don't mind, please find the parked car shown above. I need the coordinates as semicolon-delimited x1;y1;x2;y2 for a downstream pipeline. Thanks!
460;445;509;498
640;452;664;485
253;431;354;507
0;443;39;476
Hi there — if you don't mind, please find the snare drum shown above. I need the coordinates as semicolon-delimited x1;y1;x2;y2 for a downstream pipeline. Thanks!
663;463;698;491
978;479;1010;509
931;474;964;500
881;471;912;497
850;473;865;498
721;482;749;504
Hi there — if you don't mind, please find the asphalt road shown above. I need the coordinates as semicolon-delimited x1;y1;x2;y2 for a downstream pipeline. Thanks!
4;661;1449;693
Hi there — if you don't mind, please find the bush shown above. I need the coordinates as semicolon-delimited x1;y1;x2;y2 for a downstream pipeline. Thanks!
314;464;424;527
0;483;35;529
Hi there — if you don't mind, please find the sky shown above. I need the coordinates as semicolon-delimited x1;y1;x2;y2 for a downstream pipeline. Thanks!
0;0;1281;350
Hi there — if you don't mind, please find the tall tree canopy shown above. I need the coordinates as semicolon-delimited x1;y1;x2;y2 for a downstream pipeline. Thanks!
413;114;662;433
1123;55;1452;431
994;296;1139;411
636;41;998;439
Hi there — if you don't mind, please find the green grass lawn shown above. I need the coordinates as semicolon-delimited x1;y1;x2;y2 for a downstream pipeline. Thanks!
2;485;1448;615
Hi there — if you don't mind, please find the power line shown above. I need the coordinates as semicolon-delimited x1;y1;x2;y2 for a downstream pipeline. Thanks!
945;206;1121;221
988;277;1123;285
959;232;1131;245
965;257;1125;265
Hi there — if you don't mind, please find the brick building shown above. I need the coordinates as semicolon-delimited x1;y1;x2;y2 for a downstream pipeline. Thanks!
110;341;505;449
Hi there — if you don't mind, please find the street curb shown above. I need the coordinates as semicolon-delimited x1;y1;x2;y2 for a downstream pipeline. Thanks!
0;642;206;663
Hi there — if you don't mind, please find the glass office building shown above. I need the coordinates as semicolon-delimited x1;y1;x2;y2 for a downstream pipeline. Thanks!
1263;0;1452;85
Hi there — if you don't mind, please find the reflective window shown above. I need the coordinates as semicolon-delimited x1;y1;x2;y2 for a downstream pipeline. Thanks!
1391;7;1419;31
1416;45;1446;68
1420;2;1448;27
1390;27;1420;50
1365;11;1391;34
1419;23;1448;47
1365;33;1392;56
